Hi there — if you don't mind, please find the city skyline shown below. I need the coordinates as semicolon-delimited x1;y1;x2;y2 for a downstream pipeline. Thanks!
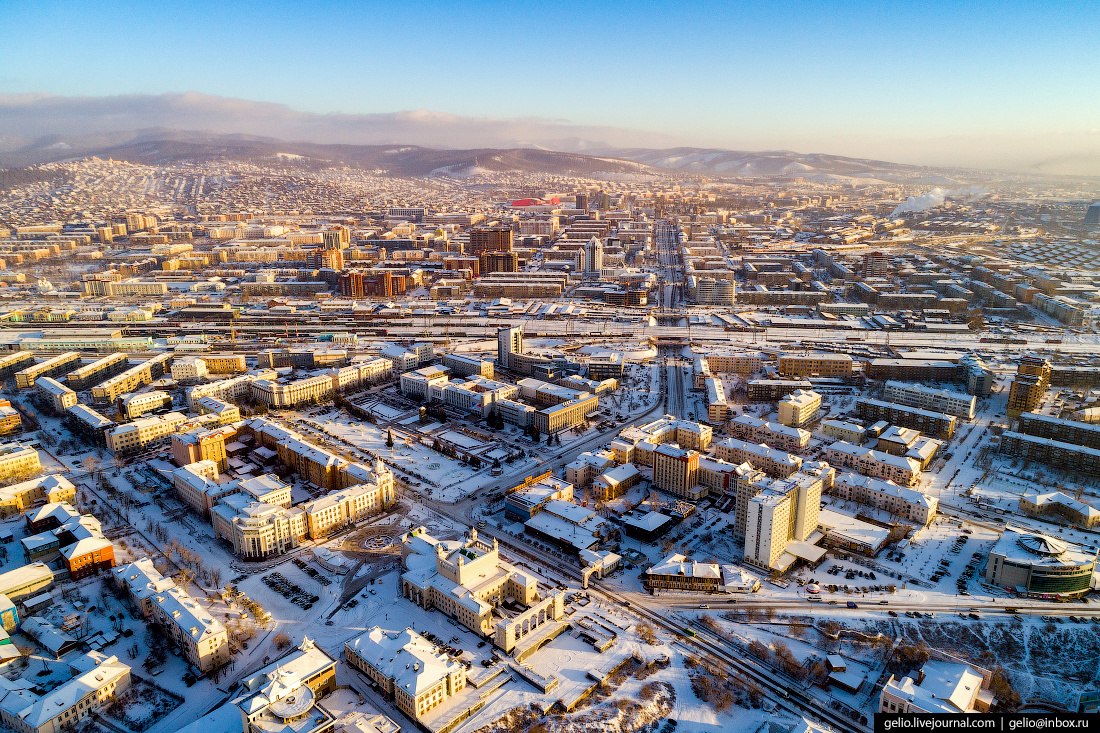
2;0;1098;173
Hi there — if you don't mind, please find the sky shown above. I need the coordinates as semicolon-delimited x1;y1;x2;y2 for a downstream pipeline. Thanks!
1;0;1099;171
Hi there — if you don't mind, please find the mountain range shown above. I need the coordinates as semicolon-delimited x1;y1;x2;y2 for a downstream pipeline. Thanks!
0;128;967;183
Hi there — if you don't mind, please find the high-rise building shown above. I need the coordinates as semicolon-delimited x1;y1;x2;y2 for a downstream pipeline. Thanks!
1007;356;1052;419
497;326;523;370
481;251;518;274
575;192;589;210
863;251;890;277
1084;202;1100;227
652;444;701;499
742;469;824;572
583;237;604;274
469;227;514;255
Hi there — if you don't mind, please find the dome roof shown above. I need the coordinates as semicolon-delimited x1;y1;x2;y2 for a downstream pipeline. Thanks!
1017;534;1066;557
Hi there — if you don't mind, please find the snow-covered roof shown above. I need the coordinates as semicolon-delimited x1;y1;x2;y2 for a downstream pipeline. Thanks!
346;627;462;696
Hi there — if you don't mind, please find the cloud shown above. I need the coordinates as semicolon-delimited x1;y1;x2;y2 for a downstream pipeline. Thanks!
0;92;677;152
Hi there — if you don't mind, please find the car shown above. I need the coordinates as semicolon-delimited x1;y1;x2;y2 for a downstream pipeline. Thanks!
846;601;858;609
698;604;710;609
887;610;898;617
878;600;889;605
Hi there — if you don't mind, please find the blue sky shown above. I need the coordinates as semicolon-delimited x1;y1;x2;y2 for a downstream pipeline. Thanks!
1;1;1098;167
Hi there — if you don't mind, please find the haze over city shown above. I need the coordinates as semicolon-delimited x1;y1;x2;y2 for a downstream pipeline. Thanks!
0;3;1098;733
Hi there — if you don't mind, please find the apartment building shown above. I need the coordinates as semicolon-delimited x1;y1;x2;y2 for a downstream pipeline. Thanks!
882;381;976;419
855;397;958;439
113;558;230;672
831;472;938;525
0;443;41;481
345;627;468;723
35;376;78;412
1017;412;1100;450
90;353;173;403
64;353;129;390
0;475;75;518
702;351;765;375
729;414;811;453
777;389;822;428
14;352;81;389
704;376;731;422
821;419;866;444
106;412;187;455
777;353;853;378
0;654;131;733
0;403;22;437
1007;356;1052;419
119;390;172;419
999;431;1100;475
713;437;803;478
825;441;921;486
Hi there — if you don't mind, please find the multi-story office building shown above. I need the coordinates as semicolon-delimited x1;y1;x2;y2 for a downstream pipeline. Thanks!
399;366;451;399
532;394;598;435
651;443;703;500
399;527;564;652
865;358;960;382
777;353;853;378
777;389;822;427
746;379;813;402
693;276;736;305
345;627;468;724
882;381;976;419
442;353;494;378
744;473;823;573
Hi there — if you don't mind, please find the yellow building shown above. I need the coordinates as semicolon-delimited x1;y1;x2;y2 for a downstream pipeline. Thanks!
346;627;468;723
